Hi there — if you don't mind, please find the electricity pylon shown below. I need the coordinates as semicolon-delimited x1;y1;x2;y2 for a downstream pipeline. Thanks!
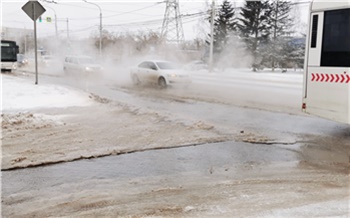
161;0;185;44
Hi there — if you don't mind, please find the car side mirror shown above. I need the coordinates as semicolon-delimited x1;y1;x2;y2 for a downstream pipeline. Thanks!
151;66;157;71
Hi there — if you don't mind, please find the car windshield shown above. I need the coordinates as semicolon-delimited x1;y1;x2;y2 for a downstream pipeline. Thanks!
78;57;95;64
156;62;178;70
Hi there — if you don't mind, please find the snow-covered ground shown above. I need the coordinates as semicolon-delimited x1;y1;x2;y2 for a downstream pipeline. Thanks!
190;68;303;90
2;71;349;218
1;74;93;112
1;73;226;170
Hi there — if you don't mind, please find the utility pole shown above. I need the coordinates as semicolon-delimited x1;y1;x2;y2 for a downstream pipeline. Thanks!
83;0;102;57
209;0;215;72
99;10;102;56
161;0;185;44
272;0;279;72
24;34;27;54
54;12;58;40
66;18;69;40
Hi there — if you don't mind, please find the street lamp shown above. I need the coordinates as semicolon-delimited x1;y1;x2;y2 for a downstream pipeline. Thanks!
43;5;58;40
83;0;102;57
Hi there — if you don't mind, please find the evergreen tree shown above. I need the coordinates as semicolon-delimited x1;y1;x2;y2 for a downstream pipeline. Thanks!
285;36;306;70
266;0;294;71
213;0;237;53
206;1;236;52
238;0;270;71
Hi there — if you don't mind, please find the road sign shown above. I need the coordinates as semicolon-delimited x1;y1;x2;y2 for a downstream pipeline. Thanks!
22;1;46;21
22;0;46;85
46;17;52;23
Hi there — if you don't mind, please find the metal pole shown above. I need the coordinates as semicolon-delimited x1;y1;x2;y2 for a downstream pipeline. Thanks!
44;5;58;39
209;0;215;72
24;35;27;54
33;3;38;85
45;5;59;56
66;18;69;39
55;14;58;39
83;0;102;56
99;11;102;56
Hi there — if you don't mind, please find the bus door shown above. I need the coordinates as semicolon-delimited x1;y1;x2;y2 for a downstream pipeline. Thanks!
303;8;350;124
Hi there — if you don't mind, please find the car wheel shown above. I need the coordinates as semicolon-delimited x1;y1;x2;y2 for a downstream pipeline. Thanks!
132;74;140;85
158;77;167;88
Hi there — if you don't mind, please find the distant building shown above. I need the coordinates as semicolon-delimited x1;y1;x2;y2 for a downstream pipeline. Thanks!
1;27;34;53
1;27;33;41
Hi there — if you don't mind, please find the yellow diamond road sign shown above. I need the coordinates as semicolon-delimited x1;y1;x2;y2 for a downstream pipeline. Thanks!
22;0;46;21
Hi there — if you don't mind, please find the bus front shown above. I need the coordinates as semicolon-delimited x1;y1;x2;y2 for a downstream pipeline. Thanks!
303;1;350;124
1;40;19;72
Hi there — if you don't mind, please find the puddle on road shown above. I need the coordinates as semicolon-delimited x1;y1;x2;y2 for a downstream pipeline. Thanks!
2;142;348;196
299;144;350;164
4;139;349;198
3;141;300;195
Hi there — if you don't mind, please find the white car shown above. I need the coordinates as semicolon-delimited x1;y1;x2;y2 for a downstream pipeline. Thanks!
63;56;103;74
184;60;208;71
130;60;191;88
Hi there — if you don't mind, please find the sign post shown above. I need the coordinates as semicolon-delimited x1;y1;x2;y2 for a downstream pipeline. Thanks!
22;0;46;85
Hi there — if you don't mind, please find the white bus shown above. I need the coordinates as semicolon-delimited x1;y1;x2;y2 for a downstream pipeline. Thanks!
302;0;350;124
1;40;19;72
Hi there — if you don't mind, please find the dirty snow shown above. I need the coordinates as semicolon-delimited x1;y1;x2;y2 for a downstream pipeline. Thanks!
1;74;229;170
2;72;349;217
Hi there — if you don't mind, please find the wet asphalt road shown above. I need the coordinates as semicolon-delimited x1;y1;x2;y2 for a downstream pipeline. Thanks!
2;141;300;197
3;71;349;217
3;71;348;189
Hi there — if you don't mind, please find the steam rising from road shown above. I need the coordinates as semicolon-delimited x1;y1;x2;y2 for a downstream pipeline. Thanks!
21;30;256;93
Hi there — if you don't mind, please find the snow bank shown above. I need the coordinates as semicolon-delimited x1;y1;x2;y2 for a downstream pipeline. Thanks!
191;68;303;83
1;75;93;112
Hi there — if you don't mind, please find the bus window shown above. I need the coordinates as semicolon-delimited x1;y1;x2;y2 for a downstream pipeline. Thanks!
1;41;18;62
321;8;350;67
1;40;19;72
311;15;318;48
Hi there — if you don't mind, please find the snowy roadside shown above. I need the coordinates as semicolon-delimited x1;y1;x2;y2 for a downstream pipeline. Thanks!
1;74;93;112
1;74;230;170
190;68;303;85
2;74;349;218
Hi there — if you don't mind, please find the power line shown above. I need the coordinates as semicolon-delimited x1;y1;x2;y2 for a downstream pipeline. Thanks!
103;11;207;28
101;1;165;19
38;1;311;38
54;1;165;21
161;0;185;43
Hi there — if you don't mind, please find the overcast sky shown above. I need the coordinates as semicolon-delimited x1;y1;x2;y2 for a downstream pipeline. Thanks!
1;0;309;40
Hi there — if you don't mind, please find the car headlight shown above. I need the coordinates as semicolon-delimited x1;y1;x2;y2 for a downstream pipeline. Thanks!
167;74;177;78
85;67;90;71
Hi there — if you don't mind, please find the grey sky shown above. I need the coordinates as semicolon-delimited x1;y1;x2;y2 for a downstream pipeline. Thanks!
1;0;309;40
